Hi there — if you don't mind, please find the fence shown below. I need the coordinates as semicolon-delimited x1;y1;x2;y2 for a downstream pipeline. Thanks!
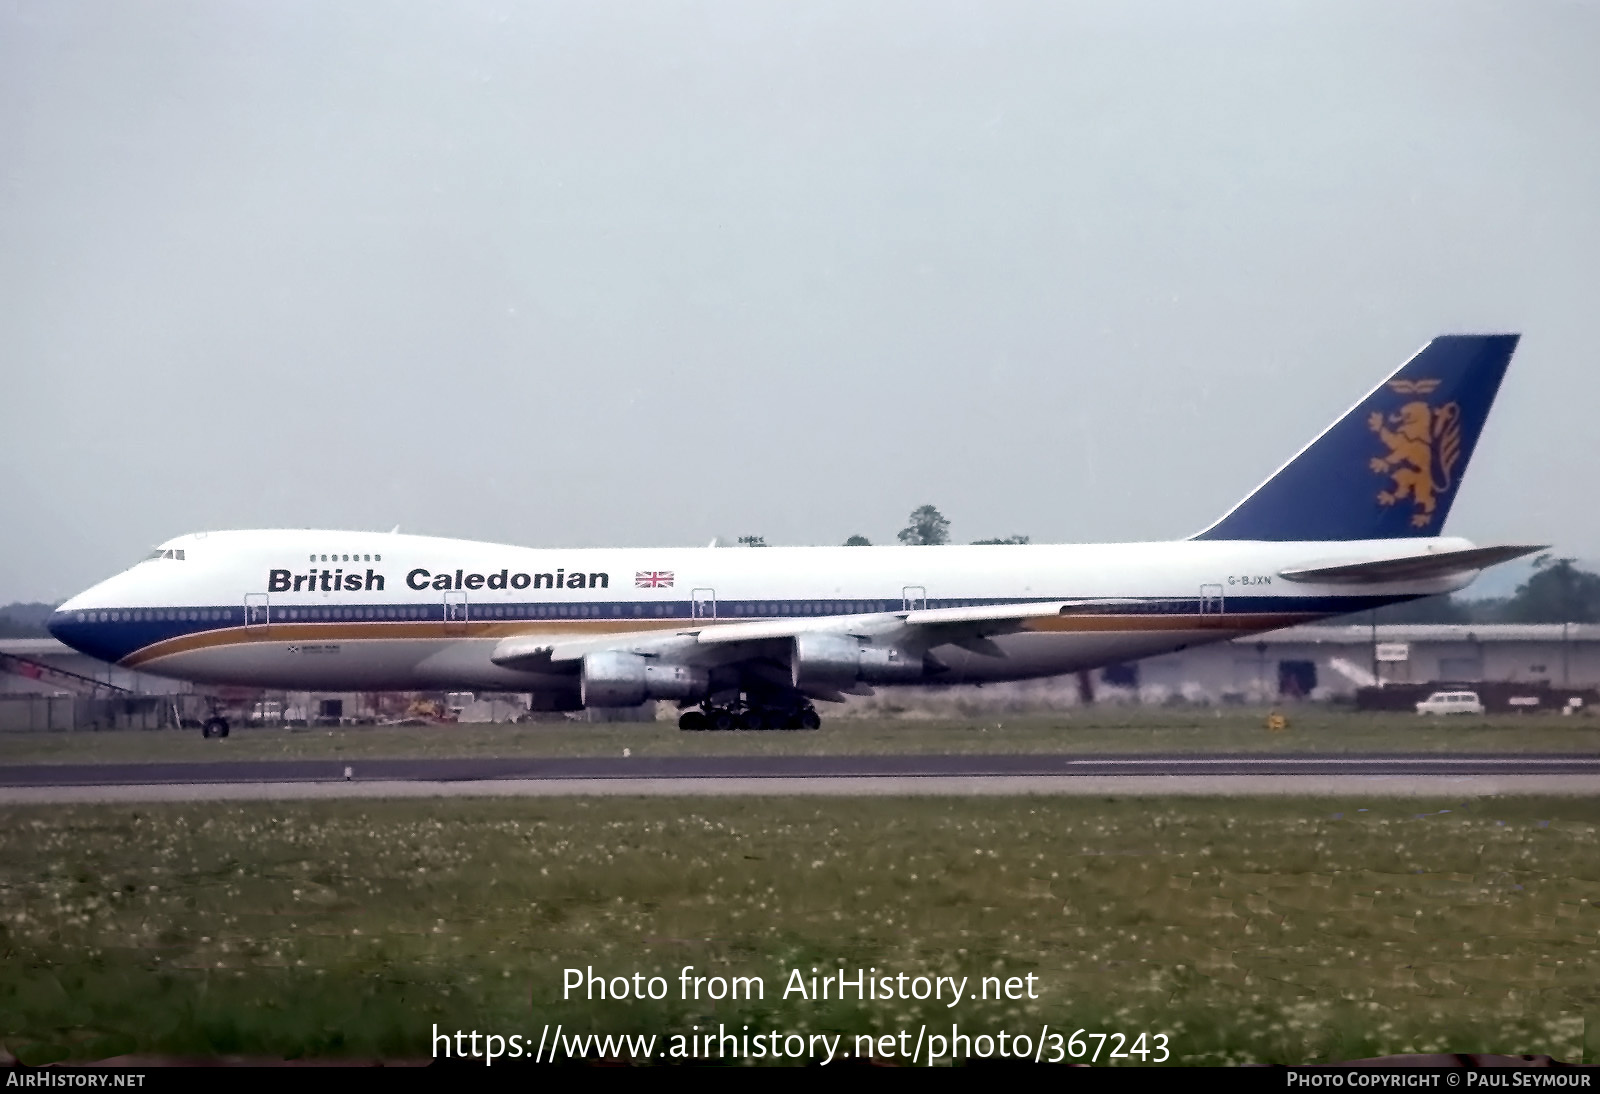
0;694;177;732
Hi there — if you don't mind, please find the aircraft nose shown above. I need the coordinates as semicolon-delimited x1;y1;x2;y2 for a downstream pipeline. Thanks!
47;606;83;651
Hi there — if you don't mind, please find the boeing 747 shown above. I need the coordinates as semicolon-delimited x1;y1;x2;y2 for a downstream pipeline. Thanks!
50;334;1540;734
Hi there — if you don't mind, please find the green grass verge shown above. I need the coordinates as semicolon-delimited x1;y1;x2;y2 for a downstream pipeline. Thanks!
3;710;1600;766
3;795;1599;1065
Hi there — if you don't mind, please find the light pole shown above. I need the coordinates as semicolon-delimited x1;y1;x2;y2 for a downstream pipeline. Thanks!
1370;610;1379;687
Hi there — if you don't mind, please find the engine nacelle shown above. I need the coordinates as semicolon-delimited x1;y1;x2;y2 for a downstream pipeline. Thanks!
790;633;927;690
580;651;710;707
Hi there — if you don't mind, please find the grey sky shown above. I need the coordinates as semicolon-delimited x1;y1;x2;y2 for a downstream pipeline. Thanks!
3;1;1597;604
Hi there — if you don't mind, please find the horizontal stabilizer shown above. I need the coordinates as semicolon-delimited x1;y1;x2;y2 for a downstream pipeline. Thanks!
1278;544;1546;584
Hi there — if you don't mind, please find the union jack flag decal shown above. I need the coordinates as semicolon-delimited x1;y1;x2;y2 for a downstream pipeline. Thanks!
635;571;674;589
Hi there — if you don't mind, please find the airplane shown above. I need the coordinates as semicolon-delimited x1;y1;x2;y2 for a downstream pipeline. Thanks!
50;333;1541;737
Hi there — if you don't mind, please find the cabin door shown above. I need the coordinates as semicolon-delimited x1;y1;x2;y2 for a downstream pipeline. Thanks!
444;591;468;633
691;588;717;620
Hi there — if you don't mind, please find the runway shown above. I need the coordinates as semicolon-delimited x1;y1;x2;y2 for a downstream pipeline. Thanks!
10;752;1600;785
6;753;1600;802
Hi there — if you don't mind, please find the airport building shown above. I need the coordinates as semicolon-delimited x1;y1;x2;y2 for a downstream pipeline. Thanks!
5;624;1600;729
1127;623;1600;704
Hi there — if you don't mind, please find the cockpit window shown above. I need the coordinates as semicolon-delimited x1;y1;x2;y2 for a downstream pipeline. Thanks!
144;548;186;561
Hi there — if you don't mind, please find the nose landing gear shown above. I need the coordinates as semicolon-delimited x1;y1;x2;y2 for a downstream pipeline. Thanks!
200;697;230;739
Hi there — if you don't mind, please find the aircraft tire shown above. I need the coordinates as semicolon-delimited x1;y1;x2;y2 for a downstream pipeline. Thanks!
743;709;768;731
202;717;230;739
800;708;822;731
710;709;739;732
678;710;708;731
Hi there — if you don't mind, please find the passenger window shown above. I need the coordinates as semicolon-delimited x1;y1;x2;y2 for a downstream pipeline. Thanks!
374;554;381;562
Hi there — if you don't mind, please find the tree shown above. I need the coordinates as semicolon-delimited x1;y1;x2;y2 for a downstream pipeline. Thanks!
1369;594;1475;625
898;505;950;546
737;535;767;547
1498;556;1600;623
972;535;1030;545
0;602;56;639
843;535;871;546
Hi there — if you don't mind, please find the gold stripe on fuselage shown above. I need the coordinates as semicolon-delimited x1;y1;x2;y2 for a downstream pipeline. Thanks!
117;617;693;668
117;612;1318;670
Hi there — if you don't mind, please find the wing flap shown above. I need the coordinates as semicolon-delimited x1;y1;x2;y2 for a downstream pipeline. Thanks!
690;599;1136;647
490;599;1136;670
490;629;702;670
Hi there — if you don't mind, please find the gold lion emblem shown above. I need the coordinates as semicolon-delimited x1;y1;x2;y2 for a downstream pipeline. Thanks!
1368;380;1463;527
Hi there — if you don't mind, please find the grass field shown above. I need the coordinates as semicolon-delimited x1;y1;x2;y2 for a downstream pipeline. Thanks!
3;709;1600;766
3;794;1599;1065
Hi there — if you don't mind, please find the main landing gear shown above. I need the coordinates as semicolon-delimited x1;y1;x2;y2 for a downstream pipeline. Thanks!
679;702;822;732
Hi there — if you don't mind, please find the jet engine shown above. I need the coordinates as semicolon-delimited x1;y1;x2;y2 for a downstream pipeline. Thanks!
789;633;929;690
580;651;710;707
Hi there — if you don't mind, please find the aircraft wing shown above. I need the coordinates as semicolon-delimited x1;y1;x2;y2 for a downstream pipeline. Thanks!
1278;543;1546;585
488;599;1135;673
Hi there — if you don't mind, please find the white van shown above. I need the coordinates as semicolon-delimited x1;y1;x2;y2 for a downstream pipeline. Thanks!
1415;691;1485;716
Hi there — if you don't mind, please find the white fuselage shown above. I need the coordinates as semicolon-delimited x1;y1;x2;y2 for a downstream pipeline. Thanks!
49;529;1475;698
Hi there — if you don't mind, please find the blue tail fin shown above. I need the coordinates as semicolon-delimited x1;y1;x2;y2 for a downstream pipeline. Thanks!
1193;334;1520;541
